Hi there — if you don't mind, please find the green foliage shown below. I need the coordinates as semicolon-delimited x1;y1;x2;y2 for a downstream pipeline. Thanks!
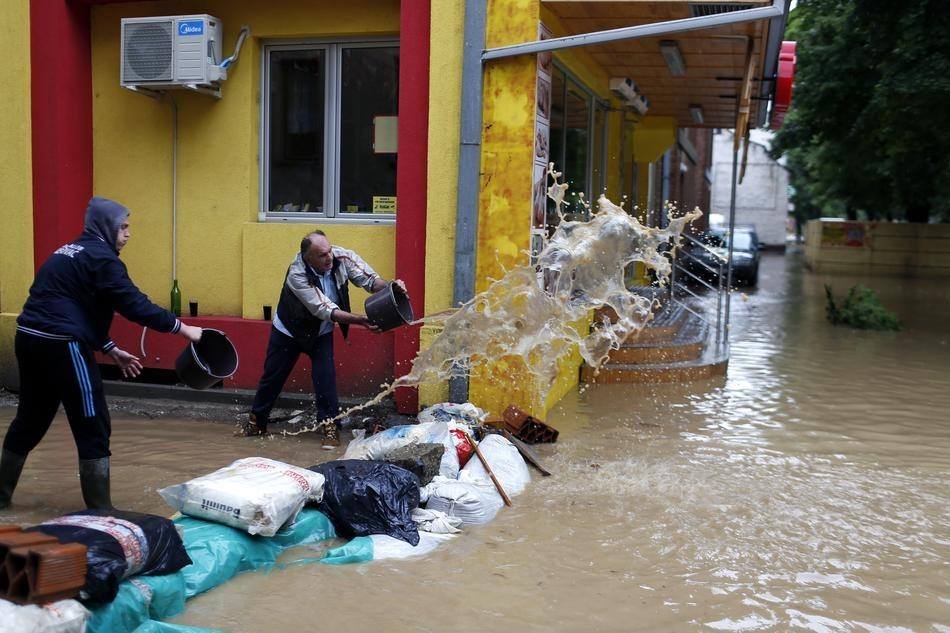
824;284;902;331
771;0;950;226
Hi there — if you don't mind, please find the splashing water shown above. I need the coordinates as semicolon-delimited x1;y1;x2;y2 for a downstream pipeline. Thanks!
284;166;700;436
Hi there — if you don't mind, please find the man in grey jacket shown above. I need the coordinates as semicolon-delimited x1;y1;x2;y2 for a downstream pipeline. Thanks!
245;231;404;445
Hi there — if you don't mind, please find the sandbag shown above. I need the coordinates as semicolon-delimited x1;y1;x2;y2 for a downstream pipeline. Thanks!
344;422;460;478
158;457;325;537
0;598;89;633
459;433;531;496
28;510;191;604
412;508;462;534
308;460;421;545
366;532;456;560
421;477;504;526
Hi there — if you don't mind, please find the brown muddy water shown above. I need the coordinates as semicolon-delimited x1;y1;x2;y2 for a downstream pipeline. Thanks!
1;250;948;632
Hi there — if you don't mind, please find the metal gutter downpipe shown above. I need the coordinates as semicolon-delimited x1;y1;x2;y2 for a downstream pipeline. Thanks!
450;0;487;403
483;0;785;61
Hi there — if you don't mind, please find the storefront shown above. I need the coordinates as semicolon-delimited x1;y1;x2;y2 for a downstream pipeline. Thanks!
0;0;787;418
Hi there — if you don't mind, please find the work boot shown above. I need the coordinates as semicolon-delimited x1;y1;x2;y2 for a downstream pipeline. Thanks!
236;412;268;437
0;449;27;509
320;421;340;450
79;458;113;510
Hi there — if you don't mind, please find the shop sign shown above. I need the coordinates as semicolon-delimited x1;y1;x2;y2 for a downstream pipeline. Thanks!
821;221;869;248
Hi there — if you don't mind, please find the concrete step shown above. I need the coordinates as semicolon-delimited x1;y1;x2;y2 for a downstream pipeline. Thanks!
609;307;703;363
583;307;727;384
581;356;728;384
607;340;704;364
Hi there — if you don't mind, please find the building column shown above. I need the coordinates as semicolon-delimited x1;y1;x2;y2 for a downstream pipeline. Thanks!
394;0;431;413
30;0;93;268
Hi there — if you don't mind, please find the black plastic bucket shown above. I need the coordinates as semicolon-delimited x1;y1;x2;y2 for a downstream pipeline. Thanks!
175;329;239;390
364;283;414;332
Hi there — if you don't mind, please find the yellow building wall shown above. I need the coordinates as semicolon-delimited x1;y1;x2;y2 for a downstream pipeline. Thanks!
241;223;395;319
0;0;35;388
90;0;400;319
418;0;466;407
466;0;540;417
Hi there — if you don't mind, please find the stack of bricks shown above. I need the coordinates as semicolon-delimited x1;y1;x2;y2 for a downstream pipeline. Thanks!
0;525;87;605
486;406;559;444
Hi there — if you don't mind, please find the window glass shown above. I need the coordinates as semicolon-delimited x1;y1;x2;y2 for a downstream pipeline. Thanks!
339;46;399;214
267;49;326;214
563;82;590;219
592;103;607;201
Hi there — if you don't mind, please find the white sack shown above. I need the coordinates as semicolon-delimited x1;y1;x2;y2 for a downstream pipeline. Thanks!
159;457;325;537
422;477;504;526
343;421;460;478
369;532;456;560
0;598;89;633
418;402;487;427
412;508;463;534
459;434;531;496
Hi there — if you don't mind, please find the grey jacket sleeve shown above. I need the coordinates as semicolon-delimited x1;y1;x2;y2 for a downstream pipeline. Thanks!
333;247;381;292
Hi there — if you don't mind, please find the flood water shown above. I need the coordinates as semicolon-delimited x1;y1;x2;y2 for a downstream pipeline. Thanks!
1;250;948;631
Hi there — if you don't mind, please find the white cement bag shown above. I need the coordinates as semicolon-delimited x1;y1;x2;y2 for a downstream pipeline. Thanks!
344;421;460;478
159;457;325;537
422;477;504;526
369;532;456;560
459;434;531;496
0;598;89;633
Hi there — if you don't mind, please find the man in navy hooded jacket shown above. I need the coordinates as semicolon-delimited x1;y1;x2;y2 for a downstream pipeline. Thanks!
0;197;202;510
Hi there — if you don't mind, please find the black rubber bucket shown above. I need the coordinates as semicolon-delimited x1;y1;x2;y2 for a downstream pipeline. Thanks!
364;282;414;332
175;329;239;390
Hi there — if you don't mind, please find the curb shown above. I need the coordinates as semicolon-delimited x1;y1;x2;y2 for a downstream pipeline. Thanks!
101;380;364;410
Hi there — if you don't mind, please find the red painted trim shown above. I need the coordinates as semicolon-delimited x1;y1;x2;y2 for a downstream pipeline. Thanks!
394;0;431;413
99;315;394;397
30;1;94;269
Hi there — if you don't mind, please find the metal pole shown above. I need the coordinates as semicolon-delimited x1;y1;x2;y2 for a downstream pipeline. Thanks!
483;0;785;61
450;0;487;403
724;113;739;343
716;260;723;348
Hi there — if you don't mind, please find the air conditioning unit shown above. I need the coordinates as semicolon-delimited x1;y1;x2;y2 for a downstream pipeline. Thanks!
121;15;226;94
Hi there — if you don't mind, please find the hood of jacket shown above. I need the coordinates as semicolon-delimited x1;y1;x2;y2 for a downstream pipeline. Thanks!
83;196;130;253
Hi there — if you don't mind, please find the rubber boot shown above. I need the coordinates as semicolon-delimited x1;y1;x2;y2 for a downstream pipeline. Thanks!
79;457;113;510
0;449;27;509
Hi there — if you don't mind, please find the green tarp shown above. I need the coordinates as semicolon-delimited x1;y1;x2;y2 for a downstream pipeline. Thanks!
88;509;339;633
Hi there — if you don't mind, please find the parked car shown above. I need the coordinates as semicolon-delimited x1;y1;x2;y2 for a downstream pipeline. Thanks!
680;226;760;287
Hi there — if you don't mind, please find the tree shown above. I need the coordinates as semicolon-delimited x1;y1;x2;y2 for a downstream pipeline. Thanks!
771;0;950;223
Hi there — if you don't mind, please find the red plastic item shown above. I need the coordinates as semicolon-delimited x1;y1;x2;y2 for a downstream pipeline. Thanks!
450;428;475;468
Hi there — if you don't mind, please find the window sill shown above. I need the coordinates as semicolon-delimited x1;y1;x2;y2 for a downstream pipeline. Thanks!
260;213;396;226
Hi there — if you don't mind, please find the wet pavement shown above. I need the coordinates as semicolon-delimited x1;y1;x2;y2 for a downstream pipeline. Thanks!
1;249;948;631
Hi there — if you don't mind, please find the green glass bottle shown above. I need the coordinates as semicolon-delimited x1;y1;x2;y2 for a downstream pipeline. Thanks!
170;279;182;316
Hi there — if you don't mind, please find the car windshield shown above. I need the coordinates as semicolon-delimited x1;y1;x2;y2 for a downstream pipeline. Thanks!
707;230;754;251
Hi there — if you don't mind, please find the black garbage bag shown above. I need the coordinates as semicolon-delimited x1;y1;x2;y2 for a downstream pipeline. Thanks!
308;460;421;546
26;509;192;603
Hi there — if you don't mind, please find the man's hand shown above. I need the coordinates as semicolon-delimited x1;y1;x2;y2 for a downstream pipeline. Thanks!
108;348;143;379
359;316;382;333
392;279;408;295
178;323;203;343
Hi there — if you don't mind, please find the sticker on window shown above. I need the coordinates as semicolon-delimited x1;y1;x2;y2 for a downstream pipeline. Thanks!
372;196;396;214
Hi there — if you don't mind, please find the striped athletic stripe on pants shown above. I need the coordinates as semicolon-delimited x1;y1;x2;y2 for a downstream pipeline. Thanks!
68;342;96;417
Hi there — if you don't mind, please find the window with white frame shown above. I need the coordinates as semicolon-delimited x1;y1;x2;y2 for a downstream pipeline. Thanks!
262;40;399;222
